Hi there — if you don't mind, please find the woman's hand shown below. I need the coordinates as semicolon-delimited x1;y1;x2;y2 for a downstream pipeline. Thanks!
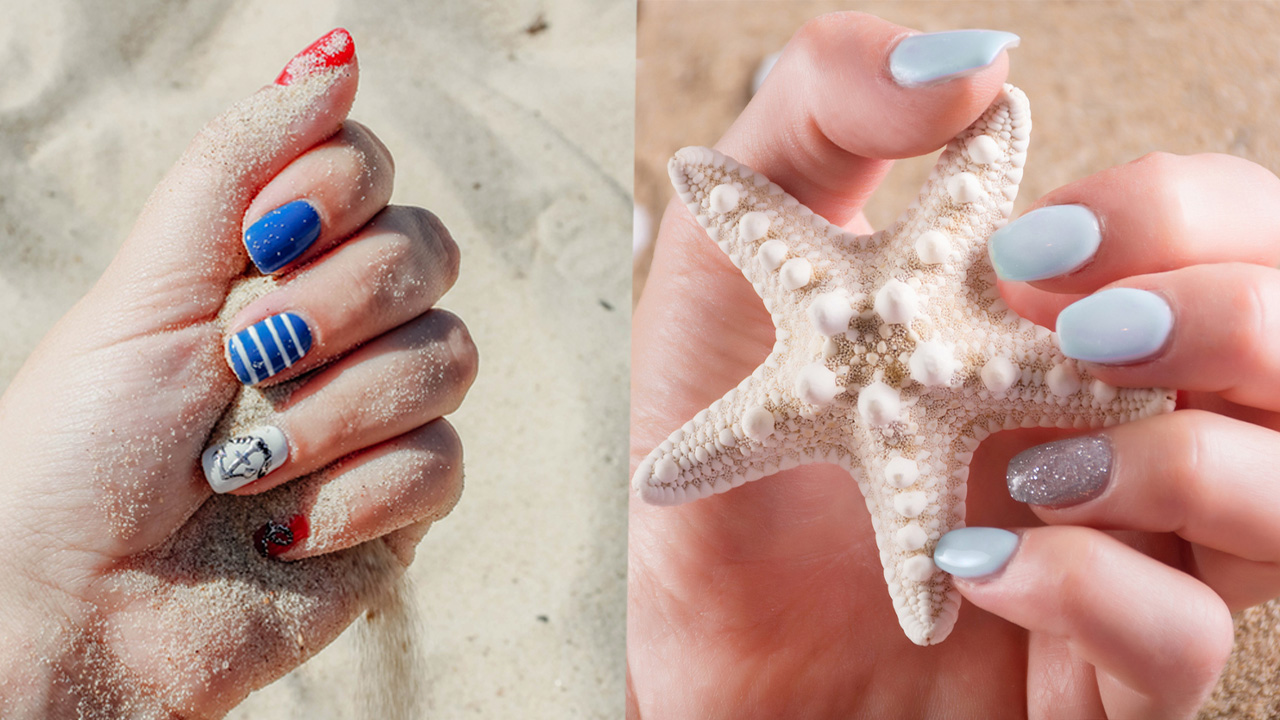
628;12;1257;719
0;29;476;718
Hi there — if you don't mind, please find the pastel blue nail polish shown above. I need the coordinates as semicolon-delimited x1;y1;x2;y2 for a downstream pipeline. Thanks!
227;312;312;385
988;205;1101;282
889;29;1021;88
244;200;321;273
1056;288;1172;364
933;527;1019;578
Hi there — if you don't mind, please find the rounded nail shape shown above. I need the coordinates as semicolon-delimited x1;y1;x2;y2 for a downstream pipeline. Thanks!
889;29;1021;88
202;426;289;494
933;527;1020;578
988;204;1101;282
254;514;310;559
276;28;356;86
1056;288;1173;364
1007;435;1112;507
244;199;322;273
226;312;313;385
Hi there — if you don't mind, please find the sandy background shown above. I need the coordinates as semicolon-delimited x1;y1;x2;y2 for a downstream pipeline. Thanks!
0;0;631;717
636;2;1280;717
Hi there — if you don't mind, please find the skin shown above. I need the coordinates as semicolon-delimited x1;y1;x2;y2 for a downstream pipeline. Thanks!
0;36;475;717
628;12;1276;720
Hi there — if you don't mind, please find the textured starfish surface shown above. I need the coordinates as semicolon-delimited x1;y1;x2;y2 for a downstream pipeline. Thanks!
633;85;1176;645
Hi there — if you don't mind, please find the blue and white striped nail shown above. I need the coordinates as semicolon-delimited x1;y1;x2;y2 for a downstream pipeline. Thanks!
226;312;313;385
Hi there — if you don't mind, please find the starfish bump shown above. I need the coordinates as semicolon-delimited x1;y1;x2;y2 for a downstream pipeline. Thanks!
633;85;1175;646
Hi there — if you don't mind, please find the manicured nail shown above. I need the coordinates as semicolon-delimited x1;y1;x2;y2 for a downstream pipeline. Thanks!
202;426;289;494
226;312;313;385
244;200;322;273
933;527;1019;579
988;205;1101;282
275;28;355;86
1056;288;1172;364
1007;435;1112;507
889;29;1020;88
254;514;310;559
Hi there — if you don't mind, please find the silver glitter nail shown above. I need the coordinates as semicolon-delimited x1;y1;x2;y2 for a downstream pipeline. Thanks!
1006;435;1112;507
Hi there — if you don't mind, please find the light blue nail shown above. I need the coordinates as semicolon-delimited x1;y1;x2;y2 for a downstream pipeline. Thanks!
989;205;1101;282
1057;288;1172;364
933;527;1019;578
889;30;1021;88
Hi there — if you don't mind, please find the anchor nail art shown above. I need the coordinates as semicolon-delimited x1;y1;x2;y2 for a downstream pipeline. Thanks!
254;514;310;559
275;28;356;86
226;312;313;385
244;199;322;273
202;426;289;494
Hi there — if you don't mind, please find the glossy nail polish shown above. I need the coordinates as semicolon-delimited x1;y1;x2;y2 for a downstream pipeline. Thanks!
1007;435;1112;507
1056;288;1173;364
275;28;356;86
254;515;310;558
933;527;1019;578
988;205;1101;282
202;426;290;494
226;312;313;385
889;29;1021;88
244;199;322;273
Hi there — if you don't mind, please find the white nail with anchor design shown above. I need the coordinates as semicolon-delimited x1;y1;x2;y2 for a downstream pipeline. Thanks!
202;426;289;494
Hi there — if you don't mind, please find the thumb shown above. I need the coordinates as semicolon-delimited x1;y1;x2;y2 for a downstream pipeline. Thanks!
89;28;359;337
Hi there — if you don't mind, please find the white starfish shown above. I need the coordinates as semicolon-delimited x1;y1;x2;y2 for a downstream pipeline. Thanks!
633;85;1175;645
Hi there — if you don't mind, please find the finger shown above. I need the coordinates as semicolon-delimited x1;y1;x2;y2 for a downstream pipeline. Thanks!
1052;263;1280;410
991;152;1280;313
241;120;395;274
270;419;464;561
724;14;1014;224
209;310;476;495
224;206;460;386
91;29;358;333
1009;411;1280;609
940;526;1233;720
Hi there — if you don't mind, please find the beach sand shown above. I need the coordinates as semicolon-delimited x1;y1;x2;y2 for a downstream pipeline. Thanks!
0;1;631;717
636;2;1280;717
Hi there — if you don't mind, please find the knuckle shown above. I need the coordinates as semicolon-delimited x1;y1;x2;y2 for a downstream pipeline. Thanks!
429;310;480;395
1128;152;1194;257
410;419;465;520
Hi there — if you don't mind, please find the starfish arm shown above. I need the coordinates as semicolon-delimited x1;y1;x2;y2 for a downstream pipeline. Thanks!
882;84;1029;271
965;330;1177;431
632;366;858;506
668;147;871;317
854;409;982;646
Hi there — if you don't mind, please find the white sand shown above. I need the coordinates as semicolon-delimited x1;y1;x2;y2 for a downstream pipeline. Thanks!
0;1;631;717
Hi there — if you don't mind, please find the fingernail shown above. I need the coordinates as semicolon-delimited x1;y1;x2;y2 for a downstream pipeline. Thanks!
988;205;1101;282
889;29;1020;88
933;527;1019;579
254;514;310;559
244;200;322;273
1008;435;1112;507
275;28;355;86
202;426;289;494
1056;288;1173;364
227;312;313;385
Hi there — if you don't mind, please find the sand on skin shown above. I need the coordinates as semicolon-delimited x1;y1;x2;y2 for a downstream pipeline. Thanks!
0;1;631;717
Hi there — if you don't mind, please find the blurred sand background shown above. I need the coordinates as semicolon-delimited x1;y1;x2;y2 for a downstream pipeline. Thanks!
636;2;1280;717
0;0;630;717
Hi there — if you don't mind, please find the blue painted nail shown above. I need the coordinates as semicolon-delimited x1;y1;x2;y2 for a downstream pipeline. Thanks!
244;200;322;273
226;312;313;385
933;527;1019;579
889;29;1021;88
989;205;1101;282
1056;288;1172;364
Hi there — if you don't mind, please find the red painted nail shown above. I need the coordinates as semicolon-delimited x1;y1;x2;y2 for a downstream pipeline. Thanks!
275;28;355;86
253;514;310;558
